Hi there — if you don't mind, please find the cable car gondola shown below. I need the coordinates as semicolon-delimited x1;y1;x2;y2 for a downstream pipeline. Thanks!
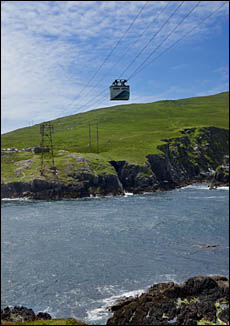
110;79;130;100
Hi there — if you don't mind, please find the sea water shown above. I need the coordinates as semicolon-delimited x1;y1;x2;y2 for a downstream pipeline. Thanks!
1;184;229;325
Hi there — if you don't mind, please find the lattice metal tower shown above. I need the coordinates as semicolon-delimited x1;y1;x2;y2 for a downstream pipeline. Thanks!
40;122;56;176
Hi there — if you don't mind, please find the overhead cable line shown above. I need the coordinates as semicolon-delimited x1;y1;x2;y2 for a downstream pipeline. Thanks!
70;1;188;114
65;1;148;115
135;0;228;78
119;1;185;78
69;86;108;115
91;1;170;86
127;0;201;81
66;1;181;116
70;1;227;116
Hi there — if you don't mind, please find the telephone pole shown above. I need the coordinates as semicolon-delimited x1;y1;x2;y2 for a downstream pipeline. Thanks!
40;122;56;176
89;123;92;152
96;122;99;153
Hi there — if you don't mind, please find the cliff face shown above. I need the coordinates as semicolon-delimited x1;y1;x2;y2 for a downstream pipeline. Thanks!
1;127;229;199
1;174;124;200
106;275;229;325
111;127;229;193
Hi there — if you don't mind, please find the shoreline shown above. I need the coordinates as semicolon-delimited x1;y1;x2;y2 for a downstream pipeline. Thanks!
2;274;229;325
2;127;229;200
1;181;229;201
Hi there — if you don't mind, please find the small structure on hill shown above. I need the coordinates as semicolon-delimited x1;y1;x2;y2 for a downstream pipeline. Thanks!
39;122;56;176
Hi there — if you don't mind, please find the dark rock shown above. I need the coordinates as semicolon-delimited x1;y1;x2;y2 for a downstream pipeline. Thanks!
36;311;52;320
219;307;229;324
182;276;218;296
210;155;229;188
110;160;159;193
1;127;229;199
1;306;52;323
1;173;124;200
106;276;229;325
1;306;36;322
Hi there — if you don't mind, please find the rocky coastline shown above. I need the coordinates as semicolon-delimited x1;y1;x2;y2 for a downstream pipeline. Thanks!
1;275;229;325
1;306;52;324
1;127;229;200
0;306;87;325
107;275;229;325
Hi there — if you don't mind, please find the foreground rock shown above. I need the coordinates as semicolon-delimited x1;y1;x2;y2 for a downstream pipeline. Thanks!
0;306;87;325
1;306;51;323
106;275;229;325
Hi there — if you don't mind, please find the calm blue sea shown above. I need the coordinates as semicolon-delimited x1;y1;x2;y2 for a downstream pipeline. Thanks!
1;184;229;325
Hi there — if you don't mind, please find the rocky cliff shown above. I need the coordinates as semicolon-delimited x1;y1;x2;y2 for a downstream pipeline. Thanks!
106;275;229;325
1;127;229;199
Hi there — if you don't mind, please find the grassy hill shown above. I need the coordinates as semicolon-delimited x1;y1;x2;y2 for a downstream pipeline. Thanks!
1;92;229;183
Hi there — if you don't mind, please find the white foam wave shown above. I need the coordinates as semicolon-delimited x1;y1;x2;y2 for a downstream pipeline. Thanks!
124;192;134;197
1;197;30;201
180;184;229;191
217;186;229;191
85;288;146;323
180;184;210;190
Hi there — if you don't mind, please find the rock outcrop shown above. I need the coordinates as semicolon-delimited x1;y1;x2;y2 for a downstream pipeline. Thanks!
1;306;51;323
1;127;229;199
210;155;229;189
0;306;87;325
1;173;124;200
111;127;229;193
106;275;229;325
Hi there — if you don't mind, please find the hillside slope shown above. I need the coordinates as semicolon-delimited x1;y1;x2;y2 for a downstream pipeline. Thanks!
1;92;229;198
2;92;229;163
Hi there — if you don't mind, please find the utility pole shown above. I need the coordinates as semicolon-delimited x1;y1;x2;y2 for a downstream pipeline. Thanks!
40;122;56;176
96;122;99;153
30;120;33;148
89;123;92;152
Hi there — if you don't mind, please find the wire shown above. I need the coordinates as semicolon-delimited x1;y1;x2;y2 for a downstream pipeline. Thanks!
69;1;227;116
71;1;188;114
135;1;228;78
92;1;171;85
119;1;185;78
127;1;201;81
66;1;182;116
65;1;148;115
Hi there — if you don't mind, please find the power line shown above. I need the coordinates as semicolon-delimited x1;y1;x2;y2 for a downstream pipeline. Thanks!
88;2;171;88
68;1;227;117
119;1;185;78
65;1;182;116
127;1;201;81
134;1;228;78
69;1;191;114
65;1;148;115
66;1;185;115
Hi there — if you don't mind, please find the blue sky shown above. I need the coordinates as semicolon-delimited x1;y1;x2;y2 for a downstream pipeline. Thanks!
1;1;229;134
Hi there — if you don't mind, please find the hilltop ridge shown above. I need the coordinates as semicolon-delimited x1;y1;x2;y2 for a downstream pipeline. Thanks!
1;92;229;199
1;91;229;162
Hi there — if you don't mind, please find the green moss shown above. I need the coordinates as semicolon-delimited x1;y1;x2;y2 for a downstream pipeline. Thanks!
176;297;200;308
197;318;216;325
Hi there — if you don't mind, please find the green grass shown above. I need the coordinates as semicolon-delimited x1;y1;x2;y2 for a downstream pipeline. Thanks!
1;92;229;182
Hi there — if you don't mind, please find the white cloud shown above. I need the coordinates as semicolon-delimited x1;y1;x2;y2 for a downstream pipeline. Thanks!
1;1;229;133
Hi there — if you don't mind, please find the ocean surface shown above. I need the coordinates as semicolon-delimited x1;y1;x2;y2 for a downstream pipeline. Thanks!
1;184;229;325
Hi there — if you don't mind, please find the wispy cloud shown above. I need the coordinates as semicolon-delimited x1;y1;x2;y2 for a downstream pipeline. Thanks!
1;1;229;133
